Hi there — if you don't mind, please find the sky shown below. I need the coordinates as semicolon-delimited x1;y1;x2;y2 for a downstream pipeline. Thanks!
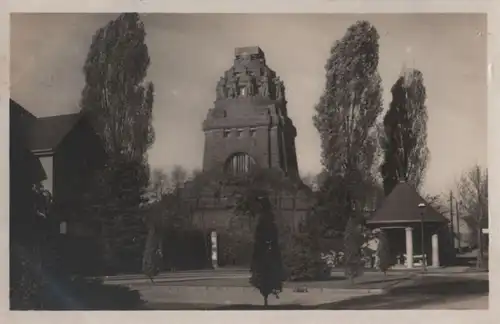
10;13;487;196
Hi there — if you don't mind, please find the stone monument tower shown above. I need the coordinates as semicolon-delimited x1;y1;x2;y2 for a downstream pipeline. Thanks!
202;46;300;178
180;47;312;268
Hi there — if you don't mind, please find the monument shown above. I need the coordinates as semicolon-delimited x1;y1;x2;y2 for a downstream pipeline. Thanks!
202;46;300;177
183;46;313;267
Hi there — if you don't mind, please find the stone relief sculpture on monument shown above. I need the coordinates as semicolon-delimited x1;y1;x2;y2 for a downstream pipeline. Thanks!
216;77;227;100
259;69;270;98
214;48;287;101
274;77;284;100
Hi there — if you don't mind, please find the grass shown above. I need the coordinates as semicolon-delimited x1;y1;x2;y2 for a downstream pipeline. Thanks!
145;276;488;310
27;276;147;310
142;272;411;291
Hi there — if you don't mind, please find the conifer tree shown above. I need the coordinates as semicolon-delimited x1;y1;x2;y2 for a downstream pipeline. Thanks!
249;197;284;308
381;69;429;195
343;217;364;283
376;230;391;276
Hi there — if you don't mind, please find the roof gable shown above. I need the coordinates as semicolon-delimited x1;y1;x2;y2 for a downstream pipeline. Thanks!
367;182;448;224
28;113;82;153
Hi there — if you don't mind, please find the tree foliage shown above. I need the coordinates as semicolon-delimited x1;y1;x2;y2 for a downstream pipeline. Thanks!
313;20;383;230
283;213;326;281
10;184;54;309
80;13;154;160
142;225;161;282
343;216;364;283
457;164;488;268
381;69;429;195
376;230;391;275
249;207;284;307
78;13;156;273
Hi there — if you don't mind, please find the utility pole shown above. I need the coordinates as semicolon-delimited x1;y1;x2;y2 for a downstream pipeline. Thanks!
449;191;455;250
455;200;461;253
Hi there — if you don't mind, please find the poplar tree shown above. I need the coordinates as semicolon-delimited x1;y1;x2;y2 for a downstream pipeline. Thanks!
381;69;429;196
79;13;155;271
313;20;383;232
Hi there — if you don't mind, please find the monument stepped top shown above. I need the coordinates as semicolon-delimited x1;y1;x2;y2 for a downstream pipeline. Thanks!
234;46;264;57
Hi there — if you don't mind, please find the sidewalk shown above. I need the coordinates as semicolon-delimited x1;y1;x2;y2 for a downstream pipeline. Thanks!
100;265;483;286
99;267;249;282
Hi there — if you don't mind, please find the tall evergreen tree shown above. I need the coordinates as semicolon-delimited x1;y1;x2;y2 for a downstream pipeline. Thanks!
249;197;284;307
376;230;391;276
381;69;429;196
79;13;155;272
313;20;383;231
343;216;364;283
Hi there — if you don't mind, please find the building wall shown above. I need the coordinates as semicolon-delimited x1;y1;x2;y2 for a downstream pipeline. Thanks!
53;119;107;234
202;99;286;171
187;193;311;234
39;156;54;194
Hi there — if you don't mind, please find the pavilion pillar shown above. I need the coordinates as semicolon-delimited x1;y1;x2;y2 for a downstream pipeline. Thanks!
405;227;414;269
432;233;440;267
210;231;218;269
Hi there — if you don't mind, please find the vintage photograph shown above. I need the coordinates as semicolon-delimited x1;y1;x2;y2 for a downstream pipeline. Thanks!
10;13;488;310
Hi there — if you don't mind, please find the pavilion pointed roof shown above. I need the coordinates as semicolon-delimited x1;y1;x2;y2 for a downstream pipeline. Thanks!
367;182;448;224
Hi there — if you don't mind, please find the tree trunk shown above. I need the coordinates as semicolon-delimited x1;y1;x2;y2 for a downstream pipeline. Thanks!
264;295;268;308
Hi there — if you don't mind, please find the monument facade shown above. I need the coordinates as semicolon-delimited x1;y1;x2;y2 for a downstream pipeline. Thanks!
182;46;313;267
202;46;300;178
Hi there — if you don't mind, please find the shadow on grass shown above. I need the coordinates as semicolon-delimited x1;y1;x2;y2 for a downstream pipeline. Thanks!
36;276;146;310
210;277;489;310
352;277;408;287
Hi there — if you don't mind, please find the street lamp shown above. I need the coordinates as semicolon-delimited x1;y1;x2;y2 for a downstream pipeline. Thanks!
418;203;427;272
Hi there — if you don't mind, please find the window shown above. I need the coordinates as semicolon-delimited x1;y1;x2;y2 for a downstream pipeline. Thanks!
249;128;256;137
223;129;230;138
225;153;255;175
237;129;243;137
60;221;67;235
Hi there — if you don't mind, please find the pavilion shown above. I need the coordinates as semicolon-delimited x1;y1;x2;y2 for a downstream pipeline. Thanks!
366;182;452;269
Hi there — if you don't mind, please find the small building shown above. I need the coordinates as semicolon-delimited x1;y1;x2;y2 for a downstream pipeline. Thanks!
366;182;453;268
10;100;48;238
9;99;107;237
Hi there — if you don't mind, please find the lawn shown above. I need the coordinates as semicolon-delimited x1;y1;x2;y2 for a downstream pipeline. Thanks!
144;275;489;310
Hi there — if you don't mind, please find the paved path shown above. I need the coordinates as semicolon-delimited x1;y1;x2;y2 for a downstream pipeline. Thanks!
418;294;488;309
143;285;381;308
100;267;488;310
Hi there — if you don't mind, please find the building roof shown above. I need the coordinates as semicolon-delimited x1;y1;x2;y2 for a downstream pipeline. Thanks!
10;98;84;153
367;182;448;224
10;100;47;183
27;113;82;152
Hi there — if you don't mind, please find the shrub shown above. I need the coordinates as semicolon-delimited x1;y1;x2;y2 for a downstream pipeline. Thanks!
283;222;327;281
